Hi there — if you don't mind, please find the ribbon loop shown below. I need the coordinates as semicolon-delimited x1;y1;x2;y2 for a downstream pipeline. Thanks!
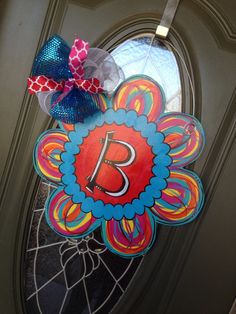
69;38;89;79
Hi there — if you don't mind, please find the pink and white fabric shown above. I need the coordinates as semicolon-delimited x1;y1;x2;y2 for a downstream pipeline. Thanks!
69;38;89;79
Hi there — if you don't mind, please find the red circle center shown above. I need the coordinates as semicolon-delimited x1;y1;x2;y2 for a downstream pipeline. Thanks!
75;123;154;205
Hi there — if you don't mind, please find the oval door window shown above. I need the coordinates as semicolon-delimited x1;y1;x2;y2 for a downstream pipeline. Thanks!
24;34;182;314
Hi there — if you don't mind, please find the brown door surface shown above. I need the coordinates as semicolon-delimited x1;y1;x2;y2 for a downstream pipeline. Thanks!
0;0;235;313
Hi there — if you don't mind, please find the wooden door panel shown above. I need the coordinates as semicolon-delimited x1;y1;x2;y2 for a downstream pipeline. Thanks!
167;141;236;314
0;0;49;180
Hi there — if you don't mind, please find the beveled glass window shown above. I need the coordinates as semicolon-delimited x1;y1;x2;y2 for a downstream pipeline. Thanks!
112;35;182;112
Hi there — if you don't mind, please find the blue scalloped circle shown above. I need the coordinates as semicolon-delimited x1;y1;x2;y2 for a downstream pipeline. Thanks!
59;109;171;220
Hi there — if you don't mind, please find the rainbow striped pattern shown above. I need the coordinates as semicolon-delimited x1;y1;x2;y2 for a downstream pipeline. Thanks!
113;75;164;122
34;130;68;183
46;187;100;237
102;209;155;257
157;113;205;167
151;169;204;225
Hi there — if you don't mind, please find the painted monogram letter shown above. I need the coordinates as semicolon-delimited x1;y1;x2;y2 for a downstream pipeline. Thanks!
86;131;135;196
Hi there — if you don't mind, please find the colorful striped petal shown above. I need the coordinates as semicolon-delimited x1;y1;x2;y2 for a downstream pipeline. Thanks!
102;209;156;257
157;113;205;167
33;130;68;183
46;187;100;237
151;169;204;225
98;94;110;112
113;75;164;122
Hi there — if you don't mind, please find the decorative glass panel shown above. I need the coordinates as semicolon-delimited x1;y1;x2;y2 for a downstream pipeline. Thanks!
24;33;182;314
112;35;182;112
25;181;143;314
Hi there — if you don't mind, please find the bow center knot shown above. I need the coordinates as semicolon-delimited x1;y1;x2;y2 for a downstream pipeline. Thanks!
63;78;76;93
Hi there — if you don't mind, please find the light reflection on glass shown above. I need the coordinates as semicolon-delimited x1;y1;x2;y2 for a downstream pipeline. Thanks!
111;35;182;112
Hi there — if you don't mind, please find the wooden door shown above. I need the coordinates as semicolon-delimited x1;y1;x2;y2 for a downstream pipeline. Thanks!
0;0;235;313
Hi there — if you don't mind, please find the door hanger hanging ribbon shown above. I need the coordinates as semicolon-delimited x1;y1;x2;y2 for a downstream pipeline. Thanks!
156;0;181;38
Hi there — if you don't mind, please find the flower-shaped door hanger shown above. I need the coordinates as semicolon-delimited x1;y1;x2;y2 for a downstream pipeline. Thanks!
28;35;205;258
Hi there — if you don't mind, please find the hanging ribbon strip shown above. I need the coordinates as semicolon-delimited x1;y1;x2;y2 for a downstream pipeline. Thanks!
156;0;180;38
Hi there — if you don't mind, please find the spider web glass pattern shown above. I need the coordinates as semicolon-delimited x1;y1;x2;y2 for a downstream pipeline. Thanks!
24;181;143;314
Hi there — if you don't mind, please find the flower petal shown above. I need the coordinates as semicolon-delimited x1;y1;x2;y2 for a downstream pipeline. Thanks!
45;187;100;237
113;75;164;122
157;113;205;167
102;209;156;257
151;169;204;225
33;130;68;183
